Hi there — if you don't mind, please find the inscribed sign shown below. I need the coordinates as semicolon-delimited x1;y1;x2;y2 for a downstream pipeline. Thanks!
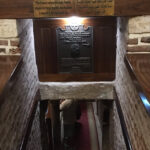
34;0;114;17
56;25;93;73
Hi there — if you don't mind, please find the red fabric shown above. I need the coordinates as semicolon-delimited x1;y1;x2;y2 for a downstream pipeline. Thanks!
74;103;91;150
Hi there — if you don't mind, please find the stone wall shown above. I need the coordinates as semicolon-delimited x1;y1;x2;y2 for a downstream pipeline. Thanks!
127;16;150;52
26;102;43;150
115;17;150;150
96;99;126;150
0;19;21;55
110;101;126;150
0;19;39;150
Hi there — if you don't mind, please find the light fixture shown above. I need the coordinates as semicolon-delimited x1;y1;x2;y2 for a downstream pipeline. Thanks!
64;16;85;25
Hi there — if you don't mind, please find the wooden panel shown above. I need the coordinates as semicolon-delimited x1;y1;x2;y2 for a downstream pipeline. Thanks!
125;54;150;114
0;0;33;18
34;17;116;81
126;54;150;101
115;0;150;16
0;55;20;95
39;73;115;82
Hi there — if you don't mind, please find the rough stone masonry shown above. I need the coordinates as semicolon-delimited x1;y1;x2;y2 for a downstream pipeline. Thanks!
0;19;21;55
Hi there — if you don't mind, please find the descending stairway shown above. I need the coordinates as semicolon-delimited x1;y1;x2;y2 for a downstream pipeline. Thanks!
74;102;99;150
45;102;100;150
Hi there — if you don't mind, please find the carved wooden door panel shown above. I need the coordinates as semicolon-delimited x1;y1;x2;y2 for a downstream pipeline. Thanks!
34;17;116;81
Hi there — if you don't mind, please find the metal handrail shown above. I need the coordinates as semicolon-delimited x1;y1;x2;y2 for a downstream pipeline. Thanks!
114;88;133;150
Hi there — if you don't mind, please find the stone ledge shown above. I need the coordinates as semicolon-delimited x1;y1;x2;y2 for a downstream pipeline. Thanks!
39;82;114;100
129;16;150;34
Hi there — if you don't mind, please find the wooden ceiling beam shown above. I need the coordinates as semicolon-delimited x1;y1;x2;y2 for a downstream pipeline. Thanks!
114;0;150;16
0;0;33;18
0;0;150;18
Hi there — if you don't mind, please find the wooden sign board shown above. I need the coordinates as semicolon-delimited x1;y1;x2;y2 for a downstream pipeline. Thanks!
34;0;114;17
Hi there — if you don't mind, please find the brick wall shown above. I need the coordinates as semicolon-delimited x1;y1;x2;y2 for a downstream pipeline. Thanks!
0;19;21;55
127;16;150;53
115;17;150;150
0;19;39;150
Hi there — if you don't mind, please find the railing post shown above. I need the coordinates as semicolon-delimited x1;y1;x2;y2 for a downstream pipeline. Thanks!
51;100;61;150
40;100;51;150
